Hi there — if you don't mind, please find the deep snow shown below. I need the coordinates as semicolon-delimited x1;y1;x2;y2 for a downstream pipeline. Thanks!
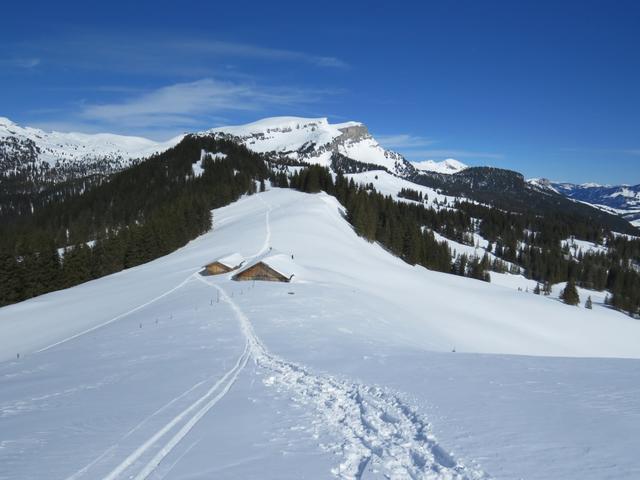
1;189;640;479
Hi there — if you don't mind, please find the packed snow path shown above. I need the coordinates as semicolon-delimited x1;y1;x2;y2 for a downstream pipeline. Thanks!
199;276;486;480
96;340;250;480
198;201;485;479
0;197;485;480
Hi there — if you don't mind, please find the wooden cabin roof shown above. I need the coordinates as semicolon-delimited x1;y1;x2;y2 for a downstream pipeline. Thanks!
208;253;245;269
232;254;296;282
259;254;296;279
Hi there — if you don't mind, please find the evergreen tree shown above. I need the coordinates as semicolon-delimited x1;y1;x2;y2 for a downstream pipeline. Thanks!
585;296;593;309
560;280;580;306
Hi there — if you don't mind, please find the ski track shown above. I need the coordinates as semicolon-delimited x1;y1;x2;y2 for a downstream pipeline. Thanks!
100;341;249;480
63;198;486;480
63;342;249;480
211;197;488;479
129;343;249;480
197;273;488;480
63;201;274;480
37;272;198;354
248;196;272;261
65;377;212;480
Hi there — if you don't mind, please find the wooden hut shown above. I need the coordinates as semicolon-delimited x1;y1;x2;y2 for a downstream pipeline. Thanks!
202;253;245;276
232;254;295;282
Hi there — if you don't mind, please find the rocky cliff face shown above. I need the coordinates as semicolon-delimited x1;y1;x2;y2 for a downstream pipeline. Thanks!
207;116;415;176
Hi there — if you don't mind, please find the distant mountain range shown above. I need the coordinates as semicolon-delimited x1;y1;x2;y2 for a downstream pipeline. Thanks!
0;115;637;230
0;116;179;183
529;179;640;227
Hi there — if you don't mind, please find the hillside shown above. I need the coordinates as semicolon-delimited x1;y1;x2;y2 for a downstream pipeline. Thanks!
2;115;637;231
529;179;640;227
0;117;181;182
1;188;640;479
2;127;639;318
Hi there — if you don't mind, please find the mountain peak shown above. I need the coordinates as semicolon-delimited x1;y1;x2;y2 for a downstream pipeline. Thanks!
206;116;365;137
0;116;17;128
411;158;467;174
207;116;411;175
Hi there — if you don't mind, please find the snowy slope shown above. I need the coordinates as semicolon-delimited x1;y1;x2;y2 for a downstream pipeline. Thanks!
345;169;461;207
412;158;467;174
0;117;181;166
0;117;183;182
207;116;414;176
2;190;640;479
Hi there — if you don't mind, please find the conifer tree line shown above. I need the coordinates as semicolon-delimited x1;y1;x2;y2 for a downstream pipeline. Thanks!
398;188;425;202
287;166;481;279
0;136;269;306
1;139;639;317
287;165;640;317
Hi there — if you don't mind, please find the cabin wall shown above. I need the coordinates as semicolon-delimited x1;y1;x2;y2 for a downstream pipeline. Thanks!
206;262;231;275
233;263;289;282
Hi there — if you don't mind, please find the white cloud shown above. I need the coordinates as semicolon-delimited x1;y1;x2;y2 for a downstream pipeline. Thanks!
407;149;504;160
75;78;330;133
13;34;347;76
0;57;41;69
375;133;503;162
177;40;348;69
375;134;436;149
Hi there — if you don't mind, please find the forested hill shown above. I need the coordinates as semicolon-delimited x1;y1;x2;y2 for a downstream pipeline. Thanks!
410;167;637;234
0;135;269;305
1;133;639;317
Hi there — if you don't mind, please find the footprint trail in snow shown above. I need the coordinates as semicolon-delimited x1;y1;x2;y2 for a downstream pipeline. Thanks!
199;276;488;480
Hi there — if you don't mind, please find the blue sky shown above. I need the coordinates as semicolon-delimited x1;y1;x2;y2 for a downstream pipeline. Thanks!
1;0;638;184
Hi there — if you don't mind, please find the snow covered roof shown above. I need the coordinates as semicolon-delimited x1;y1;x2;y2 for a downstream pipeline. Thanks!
259;254;297;279
215;253;245;269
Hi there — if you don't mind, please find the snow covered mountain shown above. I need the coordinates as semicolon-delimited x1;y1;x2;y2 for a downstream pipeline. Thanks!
1;115;415;184
2;188;639;479
2;115;636;234
0;117;182;182
207;116;415;176
529;178;640;227
411;158;467;174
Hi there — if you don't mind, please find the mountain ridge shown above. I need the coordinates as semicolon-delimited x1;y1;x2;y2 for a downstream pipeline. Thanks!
1;115;638;230
529;178;640;227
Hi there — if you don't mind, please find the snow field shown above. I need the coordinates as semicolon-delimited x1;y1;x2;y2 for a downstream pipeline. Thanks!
198;275;485;479
2;188;640;479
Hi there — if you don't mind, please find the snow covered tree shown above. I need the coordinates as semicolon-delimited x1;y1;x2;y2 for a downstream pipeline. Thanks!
533;283;541;295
